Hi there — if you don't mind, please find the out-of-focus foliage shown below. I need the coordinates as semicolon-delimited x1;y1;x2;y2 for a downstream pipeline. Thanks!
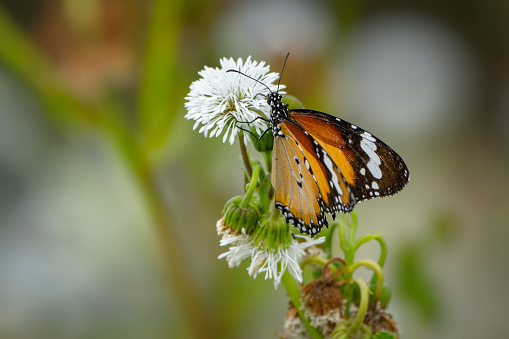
0;0;508;338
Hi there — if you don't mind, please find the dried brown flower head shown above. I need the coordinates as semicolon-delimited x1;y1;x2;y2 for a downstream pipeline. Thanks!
301;258;348;316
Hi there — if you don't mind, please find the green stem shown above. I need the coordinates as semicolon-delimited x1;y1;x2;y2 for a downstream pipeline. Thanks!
339;222;349;258
281;271;323;339
369;236;388;287
257;180;271;214
348;278;369;336
241;165;260;208
348;214;358;250
129;143;214;338
239;132;253;178
301;256;328;268
137;0;184;149
263;151;272;174
348;259;384;301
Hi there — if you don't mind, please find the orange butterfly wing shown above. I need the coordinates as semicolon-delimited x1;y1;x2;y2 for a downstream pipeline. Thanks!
272;120;356;235
288;109;409;207
271;109;409;236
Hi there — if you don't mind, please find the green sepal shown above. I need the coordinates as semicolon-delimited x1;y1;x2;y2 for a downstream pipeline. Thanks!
251;214;292;251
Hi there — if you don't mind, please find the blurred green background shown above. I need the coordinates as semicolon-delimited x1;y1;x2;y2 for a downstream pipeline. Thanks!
1;0;508;338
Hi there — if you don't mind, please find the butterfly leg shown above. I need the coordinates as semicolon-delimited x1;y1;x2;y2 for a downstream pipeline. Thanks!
237;116;270;124
236;124;271;140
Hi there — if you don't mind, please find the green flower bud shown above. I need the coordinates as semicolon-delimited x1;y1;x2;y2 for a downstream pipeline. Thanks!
222;196;260;234
369;282;392;307
249;128;274;153
251;212;293;251
351;281;391;306
282;94;304;109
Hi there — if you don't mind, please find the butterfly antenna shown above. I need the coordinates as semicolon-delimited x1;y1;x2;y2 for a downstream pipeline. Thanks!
277;52;290;93
226;69;273;94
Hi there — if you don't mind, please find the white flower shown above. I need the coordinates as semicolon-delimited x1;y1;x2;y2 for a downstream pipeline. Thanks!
185;56;284;145
218;228;325;289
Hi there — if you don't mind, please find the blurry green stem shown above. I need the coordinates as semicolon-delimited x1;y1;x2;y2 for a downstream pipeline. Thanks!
136;0;213;336
0;4;212;338
369;236;387;287
347;259;384;301
281;271;323;339
339;223;357;265
127;142;213;338
301;256;328;268
349;278;369;336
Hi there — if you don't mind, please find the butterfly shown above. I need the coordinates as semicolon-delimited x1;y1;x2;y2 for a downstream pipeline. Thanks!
228;54;409;237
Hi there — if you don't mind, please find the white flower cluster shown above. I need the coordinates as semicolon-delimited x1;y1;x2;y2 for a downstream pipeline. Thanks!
185;56;284;145
217;222;325;289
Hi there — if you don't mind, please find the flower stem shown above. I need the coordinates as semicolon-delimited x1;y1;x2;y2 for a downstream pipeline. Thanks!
369;236;387;287
263;151;272;174
348;278;369;336
128;143;213;338
281;271;323;339
348;259;384;301
239;131;253;178
241;164;260;208
346;213;358;264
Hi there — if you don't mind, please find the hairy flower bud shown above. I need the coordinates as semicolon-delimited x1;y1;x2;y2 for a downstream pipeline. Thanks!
222;196;260;234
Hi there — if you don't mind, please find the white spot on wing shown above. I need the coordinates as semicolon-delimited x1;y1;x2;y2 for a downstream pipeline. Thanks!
323;152;343;195
361;132;376;142
360;137;382;179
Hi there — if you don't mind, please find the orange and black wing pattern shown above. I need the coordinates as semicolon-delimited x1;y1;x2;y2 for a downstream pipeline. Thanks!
272;120;332;235
272;109;409;236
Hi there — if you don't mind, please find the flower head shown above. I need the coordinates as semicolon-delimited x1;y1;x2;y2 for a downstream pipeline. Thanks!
217;218;324;289
185;56;284;145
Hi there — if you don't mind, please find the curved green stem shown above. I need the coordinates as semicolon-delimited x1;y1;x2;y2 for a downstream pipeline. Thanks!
340;211;358;265
369;235;387;287
241;164;260;208
347;213;358;250
347;259;384;301
348;278;369;336
281;271;323;339
301;256;328;268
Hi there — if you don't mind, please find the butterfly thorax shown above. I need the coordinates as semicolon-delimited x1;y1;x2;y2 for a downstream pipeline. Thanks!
267;93;288;137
